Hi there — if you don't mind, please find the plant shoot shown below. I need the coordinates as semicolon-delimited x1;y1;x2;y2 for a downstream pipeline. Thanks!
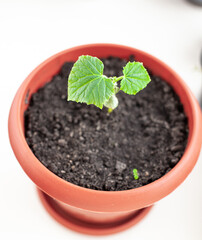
68;55;151;112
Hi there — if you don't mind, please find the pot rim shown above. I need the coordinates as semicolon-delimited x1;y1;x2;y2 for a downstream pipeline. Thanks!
8;43;202;212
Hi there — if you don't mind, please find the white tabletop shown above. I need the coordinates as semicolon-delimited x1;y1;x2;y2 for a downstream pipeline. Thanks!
0;0;202;239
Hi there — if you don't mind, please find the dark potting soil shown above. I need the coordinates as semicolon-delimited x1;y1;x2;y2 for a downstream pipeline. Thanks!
25;56;188;191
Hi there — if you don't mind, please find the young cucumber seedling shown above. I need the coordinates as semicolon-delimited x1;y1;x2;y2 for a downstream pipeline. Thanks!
68;55;151;112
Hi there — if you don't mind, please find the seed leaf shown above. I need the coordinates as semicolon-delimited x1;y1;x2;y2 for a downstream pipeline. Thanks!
68;55;114;109
120;62;151;95
133;168;139;180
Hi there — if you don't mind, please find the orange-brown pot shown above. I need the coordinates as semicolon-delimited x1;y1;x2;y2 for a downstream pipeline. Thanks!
8;44;202;236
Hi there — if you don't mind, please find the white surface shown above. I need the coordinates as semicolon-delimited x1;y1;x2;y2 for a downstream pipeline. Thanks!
0;0;202;239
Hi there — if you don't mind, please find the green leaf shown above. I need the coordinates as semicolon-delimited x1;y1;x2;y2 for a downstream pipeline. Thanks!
133;168;139;180
68;55;114;109
120;62;151;95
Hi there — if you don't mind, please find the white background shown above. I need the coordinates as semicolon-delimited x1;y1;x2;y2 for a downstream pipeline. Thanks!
0;0;202;239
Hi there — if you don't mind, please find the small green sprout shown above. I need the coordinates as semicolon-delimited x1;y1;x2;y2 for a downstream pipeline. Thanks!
133;168;139;180
68;55;151;111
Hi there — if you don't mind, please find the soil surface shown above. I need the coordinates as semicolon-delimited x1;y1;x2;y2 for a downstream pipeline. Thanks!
25;56;188;191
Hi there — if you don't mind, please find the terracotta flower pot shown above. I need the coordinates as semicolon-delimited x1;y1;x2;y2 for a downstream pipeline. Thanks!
8;44;202;236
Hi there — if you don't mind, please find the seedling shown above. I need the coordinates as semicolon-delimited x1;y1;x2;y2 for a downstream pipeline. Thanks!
68;55;151;112
133;169;139;180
